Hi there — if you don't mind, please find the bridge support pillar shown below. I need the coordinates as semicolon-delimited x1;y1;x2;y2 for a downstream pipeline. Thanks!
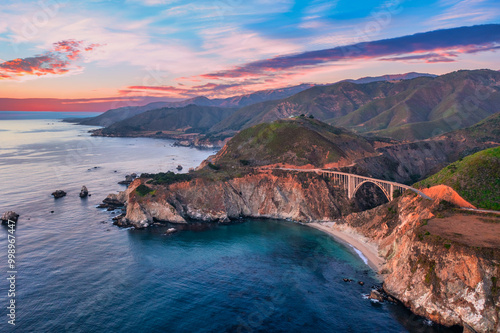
390;184;394;201
347;175;353;199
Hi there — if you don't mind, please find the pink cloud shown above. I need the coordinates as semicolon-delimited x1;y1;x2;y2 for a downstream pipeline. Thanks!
0;40;101;80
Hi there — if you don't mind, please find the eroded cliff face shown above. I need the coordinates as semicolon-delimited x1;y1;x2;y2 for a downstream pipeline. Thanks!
341;195;500;332
114;171;351;228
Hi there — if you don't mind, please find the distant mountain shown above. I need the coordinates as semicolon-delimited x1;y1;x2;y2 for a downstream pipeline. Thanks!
344;72;437;84
209;69;500;141
78;84;314;127
209;78;429;134
334;69;500;140
97;105;237;136
78;97;216;127
210;84;314;108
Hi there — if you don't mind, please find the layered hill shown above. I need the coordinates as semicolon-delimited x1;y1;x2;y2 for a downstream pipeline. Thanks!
96;105;236;136
78;84;314;127
344;72;436;84
209;79;415;134
209;69;500;141
79;72;434;130
347;111;500;183
335;69;500;140
78;97;217;127
415;146;500;210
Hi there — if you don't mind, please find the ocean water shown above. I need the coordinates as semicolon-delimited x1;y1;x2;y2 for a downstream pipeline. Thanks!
0;113;459;332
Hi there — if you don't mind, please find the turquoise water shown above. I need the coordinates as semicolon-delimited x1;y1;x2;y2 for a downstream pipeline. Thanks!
0;114;459;332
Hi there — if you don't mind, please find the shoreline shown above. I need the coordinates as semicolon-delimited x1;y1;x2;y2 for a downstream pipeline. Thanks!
308;222;385;278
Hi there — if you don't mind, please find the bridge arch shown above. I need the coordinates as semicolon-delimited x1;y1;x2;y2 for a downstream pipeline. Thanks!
351;180;391;202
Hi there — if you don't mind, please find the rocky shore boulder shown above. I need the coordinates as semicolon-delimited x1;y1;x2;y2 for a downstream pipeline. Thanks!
1;211;19;224
98;194;125;209
369;290;385;302
52;190;66;199
118;173;137;185
164;228;177;235
79;186;89;198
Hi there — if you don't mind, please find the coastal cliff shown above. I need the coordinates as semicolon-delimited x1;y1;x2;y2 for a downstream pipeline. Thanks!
340;193;500;332
113;171;351;228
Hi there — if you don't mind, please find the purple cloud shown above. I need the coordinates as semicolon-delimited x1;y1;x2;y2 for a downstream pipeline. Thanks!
198;24;500;79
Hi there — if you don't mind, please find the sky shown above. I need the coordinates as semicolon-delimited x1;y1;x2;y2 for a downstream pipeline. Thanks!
0;0;499;111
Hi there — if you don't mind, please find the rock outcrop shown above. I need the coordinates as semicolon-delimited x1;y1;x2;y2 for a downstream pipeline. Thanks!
113;171;351;229
1;211;19;224
340;191;500;332
79;186;89;198
118;173;137;185
52;190;66;199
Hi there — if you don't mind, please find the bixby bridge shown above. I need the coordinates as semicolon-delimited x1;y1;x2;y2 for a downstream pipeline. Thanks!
273;168;431;201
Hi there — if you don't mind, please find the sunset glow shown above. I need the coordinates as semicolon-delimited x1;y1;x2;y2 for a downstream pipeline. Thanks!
1;0;499;111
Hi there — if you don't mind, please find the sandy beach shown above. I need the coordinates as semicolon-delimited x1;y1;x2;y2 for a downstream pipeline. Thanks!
308;222;385;275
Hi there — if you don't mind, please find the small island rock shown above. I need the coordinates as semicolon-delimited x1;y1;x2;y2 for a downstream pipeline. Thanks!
176;165;183;171
1;211;19;224
52;190;67;199
79;186;89;198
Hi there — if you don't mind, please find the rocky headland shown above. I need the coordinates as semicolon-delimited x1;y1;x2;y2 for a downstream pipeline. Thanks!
338;192;500;332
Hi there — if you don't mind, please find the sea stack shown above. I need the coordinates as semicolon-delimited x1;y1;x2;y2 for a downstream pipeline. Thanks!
79;186;89;198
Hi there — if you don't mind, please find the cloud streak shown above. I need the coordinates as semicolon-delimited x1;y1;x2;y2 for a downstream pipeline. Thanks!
197;24;500;79
0;40;101;80
121;82;246;98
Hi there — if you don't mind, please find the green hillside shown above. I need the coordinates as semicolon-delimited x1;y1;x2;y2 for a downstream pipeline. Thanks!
212;117;375;168
441;111;500;142
415;146;500;210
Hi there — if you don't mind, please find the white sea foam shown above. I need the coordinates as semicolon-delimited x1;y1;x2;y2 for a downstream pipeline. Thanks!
348;244;369;265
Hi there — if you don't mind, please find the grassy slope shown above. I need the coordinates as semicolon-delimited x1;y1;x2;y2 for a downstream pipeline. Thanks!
442;111;500;142
213;117;375;168
415;146;500;210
